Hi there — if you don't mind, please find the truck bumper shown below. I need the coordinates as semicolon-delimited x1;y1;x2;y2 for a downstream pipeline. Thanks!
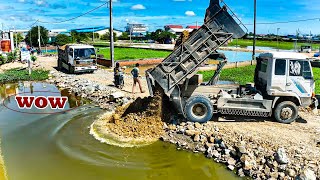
74;66;97;72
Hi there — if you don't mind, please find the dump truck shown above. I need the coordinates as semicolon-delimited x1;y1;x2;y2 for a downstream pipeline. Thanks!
146;0;318;124
58;44;97;74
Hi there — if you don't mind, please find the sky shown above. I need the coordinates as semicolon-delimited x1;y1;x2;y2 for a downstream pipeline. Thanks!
0;0;320;35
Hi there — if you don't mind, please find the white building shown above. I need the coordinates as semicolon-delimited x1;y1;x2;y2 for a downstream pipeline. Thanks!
125;23;147;37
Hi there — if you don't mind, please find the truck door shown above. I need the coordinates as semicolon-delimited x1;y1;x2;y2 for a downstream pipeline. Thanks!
271;59;287;92
286;60;313;98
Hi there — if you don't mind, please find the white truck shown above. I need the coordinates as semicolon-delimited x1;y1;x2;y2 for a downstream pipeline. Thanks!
146;0;318;124
58;44;97;74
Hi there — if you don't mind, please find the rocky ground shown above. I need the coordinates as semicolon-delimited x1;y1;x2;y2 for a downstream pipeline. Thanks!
3;55;318;179
161;112;320;180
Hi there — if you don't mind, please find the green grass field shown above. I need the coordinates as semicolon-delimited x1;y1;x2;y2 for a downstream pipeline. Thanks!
0;68;49;84
229;39;320;50
199;65;320;94
98;48;171;61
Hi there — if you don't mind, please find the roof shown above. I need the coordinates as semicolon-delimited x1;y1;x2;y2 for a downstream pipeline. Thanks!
59;44;94;50
165;25;183;29
259;52;308;60
186;25;200;29
69;26;123;33
168;28;194;33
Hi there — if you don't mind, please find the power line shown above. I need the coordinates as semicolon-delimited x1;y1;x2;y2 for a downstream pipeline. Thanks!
244;17;320;26
38;2;108;24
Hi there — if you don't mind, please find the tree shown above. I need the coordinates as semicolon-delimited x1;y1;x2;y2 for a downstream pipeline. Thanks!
119;32;129;40
100;32;118;42
13;33;24;44
25;26;49;47
55;34;72;46
70;31;89;43
149;29;176;44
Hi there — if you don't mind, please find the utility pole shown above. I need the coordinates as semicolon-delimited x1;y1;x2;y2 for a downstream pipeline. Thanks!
129;24;132;44
196;21;198;29
92;27;95;42
276;28;279;51
109;0;115;67
14;27;17;48
252;0;257;64
1;23;4;39
38;25;41;54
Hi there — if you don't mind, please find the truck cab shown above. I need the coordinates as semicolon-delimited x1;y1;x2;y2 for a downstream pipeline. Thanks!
255;52;315;108
58;44;98;74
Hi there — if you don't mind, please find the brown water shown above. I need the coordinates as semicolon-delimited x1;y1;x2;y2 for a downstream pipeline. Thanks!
0;82;240;180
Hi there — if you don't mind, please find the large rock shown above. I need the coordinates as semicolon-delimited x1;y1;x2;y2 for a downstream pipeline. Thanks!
194;135;200;142
275;148;289;164
109;92;125;101
298;168;316;180
227;157;237;166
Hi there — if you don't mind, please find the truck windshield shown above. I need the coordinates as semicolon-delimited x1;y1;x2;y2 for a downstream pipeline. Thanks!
74;48;95;59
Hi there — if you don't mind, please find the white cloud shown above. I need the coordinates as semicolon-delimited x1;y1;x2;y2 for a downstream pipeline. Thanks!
131;4;146;10
185;11;196;16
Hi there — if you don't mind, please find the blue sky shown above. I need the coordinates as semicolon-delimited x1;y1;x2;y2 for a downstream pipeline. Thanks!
1;0;320;35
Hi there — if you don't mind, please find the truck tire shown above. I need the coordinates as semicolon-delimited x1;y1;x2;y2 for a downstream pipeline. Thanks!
274;101;298;124
184;95;214;123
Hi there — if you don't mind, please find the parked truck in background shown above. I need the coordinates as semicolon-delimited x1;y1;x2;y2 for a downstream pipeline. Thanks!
146;0;318;124
58;44;97;74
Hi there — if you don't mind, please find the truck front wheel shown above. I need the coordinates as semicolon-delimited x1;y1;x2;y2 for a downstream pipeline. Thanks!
274;101;298;124
184;95;214;123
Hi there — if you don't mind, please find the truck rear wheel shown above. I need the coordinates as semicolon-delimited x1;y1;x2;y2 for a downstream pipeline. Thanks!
274;101;298;124
184;95;214;123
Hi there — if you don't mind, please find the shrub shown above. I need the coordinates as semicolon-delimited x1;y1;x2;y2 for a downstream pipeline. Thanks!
6;52;16;63
0;55;6;65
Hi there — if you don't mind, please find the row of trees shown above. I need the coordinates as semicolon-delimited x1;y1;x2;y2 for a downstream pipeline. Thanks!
16;26;178;47
21;26;131;46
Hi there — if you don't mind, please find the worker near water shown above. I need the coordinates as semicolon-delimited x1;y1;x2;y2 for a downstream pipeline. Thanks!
131;63;145;93
114;62;123;88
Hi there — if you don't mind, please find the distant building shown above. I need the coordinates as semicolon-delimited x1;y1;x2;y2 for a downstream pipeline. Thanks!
186;25;201;29
70;26;123;37
164;25;198;36
125;23;147;37
15;29;29;38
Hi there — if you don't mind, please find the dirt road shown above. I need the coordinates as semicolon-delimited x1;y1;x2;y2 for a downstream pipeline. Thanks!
37;56;150;98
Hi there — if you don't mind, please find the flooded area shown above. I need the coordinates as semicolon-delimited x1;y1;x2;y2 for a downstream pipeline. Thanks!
0;82;239;180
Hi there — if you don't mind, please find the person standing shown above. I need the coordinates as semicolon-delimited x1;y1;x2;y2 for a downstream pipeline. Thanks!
131;63;145;93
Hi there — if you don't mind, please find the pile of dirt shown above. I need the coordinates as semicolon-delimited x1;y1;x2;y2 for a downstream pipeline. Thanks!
93;87;167;146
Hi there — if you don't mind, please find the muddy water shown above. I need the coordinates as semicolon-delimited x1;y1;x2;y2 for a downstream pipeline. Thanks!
0;82;239;180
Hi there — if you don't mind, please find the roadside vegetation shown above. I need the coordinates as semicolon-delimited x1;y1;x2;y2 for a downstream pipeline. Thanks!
98;48;170;60
228;39;320;50
0;68;49;84
199;65;320;94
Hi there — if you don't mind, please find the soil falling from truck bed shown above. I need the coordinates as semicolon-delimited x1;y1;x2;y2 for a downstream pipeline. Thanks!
101;87;168;144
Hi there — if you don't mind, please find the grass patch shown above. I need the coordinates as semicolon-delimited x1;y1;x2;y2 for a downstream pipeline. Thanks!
0;68;49;84
199;65;320;94
98;47;171;61
229;39;320;50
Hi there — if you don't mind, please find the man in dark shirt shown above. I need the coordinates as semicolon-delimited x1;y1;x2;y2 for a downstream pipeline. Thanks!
131;63;145;93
